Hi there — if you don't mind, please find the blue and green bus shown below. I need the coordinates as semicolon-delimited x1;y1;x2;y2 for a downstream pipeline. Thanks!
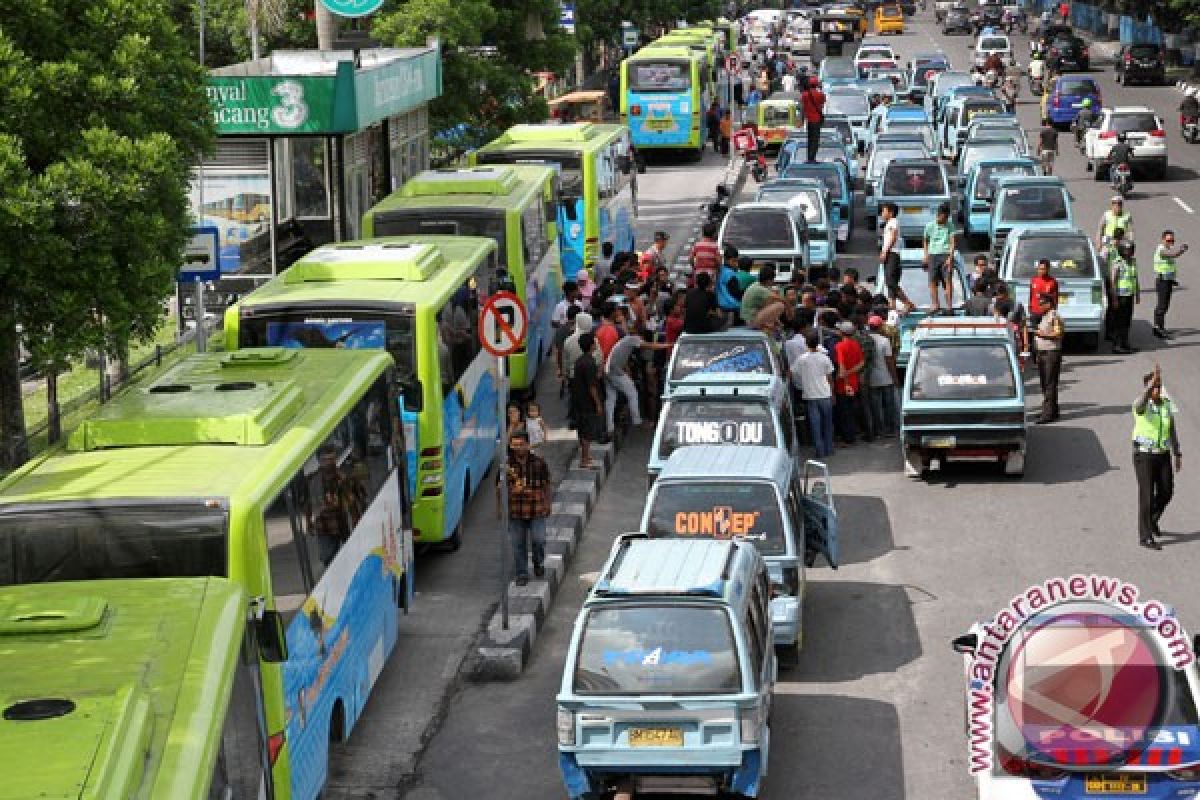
227;236;502;549
361;165;562;392
472;123;638;281
620;46;708;156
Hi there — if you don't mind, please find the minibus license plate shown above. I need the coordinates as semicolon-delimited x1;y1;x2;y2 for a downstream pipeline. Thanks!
1085;773;1146;794
923;436;957;448
629;727;683;747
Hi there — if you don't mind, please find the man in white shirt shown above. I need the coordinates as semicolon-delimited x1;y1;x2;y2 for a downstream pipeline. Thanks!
792;330;835;457
553;280;582;328
866;315;900;436
879;202;915;313
781;70;797;92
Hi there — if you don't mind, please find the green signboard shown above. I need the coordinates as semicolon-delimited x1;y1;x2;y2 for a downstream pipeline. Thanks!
321;0;384;17
208;49;441;135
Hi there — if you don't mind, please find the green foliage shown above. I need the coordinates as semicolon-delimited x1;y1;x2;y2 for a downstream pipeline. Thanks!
575;0;722;47
185;0;317;66
375;0;574;135
0;0;213;461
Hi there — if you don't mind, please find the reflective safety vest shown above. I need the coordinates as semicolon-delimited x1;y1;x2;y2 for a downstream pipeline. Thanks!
1113;256;1139;297
1103;210;1132;239
1133;397;1175;453
1153;244;1178;278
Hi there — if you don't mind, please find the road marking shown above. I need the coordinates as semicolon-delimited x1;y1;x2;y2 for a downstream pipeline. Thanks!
1175;197;1195;214
637;214;696;222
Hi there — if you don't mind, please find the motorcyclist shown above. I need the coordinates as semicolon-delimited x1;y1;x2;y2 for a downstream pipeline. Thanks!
1107;134;1135;192
1001;74;1019;113
984;51;1006;77
1073;98;1097;147
1028;51;1046;92
1180;92;1199;131
985;68;1000;89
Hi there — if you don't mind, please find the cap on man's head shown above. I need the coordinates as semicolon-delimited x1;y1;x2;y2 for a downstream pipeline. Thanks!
1111;196;1124;204
868;314;884;328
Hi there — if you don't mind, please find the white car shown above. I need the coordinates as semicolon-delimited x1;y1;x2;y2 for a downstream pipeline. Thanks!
1083;106;1169;180
953;602;1200;799
934;0;958;22
973;33;1017;69
854;42;899;73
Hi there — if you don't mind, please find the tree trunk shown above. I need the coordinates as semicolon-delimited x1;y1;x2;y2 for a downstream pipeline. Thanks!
46;370;61;445
316;2;338;50
0;308;30;469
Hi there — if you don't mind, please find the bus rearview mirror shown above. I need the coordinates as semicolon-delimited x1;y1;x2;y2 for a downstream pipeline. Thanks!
256;610;289;663
404;383;424;413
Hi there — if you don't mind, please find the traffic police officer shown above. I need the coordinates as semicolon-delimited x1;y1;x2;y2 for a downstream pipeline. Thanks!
1152;229;1188;338
1132;364;1183;550
1110;239;1139;354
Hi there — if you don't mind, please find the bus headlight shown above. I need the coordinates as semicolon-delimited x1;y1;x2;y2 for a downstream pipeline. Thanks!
557;707;576;746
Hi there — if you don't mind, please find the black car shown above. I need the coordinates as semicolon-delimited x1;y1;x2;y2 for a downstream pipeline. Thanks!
1116;42;1166;85
943;7;972;33
973;4;1004;32
1047;34;1089;70
899;0;917;14
1036;23;1074;50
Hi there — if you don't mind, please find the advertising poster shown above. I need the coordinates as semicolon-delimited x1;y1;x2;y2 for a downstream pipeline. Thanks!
190;173;272;274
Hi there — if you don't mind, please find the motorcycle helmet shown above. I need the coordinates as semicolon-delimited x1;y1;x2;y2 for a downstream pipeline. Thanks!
1081;98;1092;108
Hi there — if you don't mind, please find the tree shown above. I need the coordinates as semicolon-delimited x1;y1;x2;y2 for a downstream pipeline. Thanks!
0;0;213;467
194;0;317;66
375;0;575;136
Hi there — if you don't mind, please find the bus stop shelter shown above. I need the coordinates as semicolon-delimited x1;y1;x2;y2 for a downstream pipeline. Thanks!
188;43;442;325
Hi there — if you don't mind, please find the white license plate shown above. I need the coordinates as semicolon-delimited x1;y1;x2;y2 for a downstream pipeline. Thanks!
829;33;843;40
1071;102;1083;108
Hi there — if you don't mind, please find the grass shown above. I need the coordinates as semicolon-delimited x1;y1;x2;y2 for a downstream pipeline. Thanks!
22;319;222;458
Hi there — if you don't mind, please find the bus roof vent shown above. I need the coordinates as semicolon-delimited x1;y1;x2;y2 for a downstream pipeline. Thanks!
401;167;519;196
284;241;444;283
506;122;597;143
0;685;152;800
0;595;108;635
67;375;304;450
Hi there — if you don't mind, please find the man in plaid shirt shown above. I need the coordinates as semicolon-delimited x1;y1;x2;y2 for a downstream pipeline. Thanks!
497;429;553;585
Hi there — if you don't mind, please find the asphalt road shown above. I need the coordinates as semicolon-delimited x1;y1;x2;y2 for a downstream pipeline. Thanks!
400;13;1200;799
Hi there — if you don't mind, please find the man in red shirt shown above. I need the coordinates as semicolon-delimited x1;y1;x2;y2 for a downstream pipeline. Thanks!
1028;258;1060;325
593;303;624;362
689;221;721;286
800;76;826;163
833;320;865;445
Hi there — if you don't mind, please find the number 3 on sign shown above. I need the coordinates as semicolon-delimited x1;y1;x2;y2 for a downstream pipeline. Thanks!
272;81;309;130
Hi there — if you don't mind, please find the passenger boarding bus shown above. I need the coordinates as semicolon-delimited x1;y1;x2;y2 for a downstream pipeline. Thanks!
472;122;638;281
620;46;708;157
226;237;501;549
0;348;414;800
360;166;562;392
0;577;285;798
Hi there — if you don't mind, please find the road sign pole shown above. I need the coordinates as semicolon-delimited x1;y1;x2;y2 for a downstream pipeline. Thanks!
193;278;207;353
497;352;511;631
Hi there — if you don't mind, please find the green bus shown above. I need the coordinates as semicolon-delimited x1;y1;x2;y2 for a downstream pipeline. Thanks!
620;46;709;157
0;347;414;800
471;122;639;282
225;236;501;550
360;165;562;392
0;577;285;799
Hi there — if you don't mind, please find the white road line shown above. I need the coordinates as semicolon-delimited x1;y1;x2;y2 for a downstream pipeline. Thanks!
1174;197;1195;214
637;214;698;222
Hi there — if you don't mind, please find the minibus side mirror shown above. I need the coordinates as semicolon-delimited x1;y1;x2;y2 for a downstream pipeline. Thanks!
256;610;289;663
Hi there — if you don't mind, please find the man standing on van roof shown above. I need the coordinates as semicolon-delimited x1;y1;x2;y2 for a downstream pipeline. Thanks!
800;76;826;163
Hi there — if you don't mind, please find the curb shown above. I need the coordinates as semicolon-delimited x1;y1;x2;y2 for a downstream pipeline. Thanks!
469;441;617;681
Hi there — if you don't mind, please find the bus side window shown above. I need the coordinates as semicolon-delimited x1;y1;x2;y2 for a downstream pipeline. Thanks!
440;278;481;396
522;203;544;266
264;478;322;625
208;634;270;800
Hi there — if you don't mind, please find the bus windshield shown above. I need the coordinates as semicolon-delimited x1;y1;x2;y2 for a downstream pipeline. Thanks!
630;62;692;92
370;210;507;256
0;506;227;585
646;482;787;555
239;308;418;395
476;150;584;199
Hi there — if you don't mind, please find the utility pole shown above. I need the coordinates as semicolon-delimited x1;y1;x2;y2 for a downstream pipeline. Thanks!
316;1;338;50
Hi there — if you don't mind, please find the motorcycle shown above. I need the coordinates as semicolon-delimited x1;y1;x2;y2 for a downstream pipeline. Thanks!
703;183;731;226
1072;116;1096;152
1184;115;1200;144
745;138;769;183
1110;161;1134;198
